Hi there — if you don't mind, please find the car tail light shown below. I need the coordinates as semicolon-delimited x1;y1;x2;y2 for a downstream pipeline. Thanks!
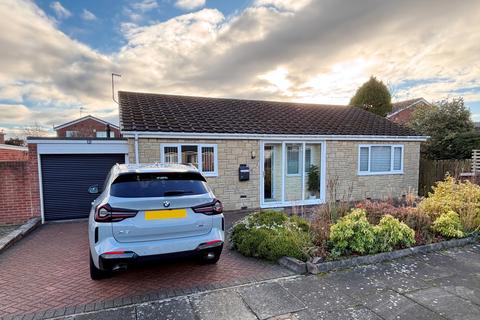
94;204;137;222
192;199;223;215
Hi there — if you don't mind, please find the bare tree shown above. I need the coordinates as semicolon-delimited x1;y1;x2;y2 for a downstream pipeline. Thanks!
23;121;50;138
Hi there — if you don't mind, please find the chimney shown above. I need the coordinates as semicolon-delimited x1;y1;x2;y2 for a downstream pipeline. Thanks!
0;131;4;144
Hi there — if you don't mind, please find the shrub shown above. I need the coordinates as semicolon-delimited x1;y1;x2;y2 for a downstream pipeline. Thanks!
230;210;313;261
310;206;333;257
373;215;415;252
419;176;480;232
329;209;375;256
356;200;434;245
432;211;465;238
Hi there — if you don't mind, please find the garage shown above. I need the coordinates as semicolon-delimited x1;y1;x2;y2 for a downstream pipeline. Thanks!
29;138;129;222
41;154;125;221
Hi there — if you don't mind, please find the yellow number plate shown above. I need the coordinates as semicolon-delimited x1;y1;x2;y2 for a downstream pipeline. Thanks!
145;209;187;220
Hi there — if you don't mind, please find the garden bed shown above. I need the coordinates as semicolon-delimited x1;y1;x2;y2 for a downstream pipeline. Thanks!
230;177;480;273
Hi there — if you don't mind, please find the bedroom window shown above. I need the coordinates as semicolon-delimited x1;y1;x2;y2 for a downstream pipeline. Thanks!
358;145;404;175
161;144;218;176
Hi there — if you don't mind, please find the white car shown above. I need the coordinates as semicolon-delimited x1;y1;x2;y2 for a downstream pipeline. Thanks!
88;163;224;280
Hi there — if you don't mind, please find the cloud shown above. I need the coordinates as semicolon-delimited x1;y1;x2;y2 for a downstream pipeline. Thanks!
175;0;206;11
1;0;480;137
132;0;158;12
49;1;71;19
81;9;96;21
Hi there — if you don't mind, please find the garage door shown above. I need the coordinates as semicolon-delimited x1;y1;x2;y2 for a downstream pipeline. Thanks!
41;154;125;221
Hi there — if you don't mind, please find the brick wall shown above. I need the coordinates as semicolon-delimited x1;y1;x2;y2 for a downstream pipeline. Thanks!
0;147;28;161
56;118;121;138
0;144;41;225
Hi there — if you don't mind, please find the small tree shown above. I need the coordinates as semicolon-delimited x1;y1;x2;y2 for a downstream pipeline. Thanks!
350;76;392;117
408;97;475;159
23;121;49;138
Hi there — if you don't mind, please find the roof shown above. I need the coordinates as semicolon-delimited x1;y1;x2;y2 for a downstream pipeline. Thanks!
389;98;430;116
119;91;420;137
0;144;28;151
54;115;119;130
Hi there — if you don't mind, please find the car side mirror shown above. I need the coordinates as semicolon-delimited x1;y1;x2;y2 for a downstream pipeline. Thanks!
88;184;100;194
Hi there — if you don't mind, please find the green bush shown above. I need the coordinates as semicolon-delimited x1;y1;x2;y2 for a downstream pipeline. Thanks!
329;209;375;256
419;176;480;232
230;210;313;261
373;215;415;252
432;211;465;238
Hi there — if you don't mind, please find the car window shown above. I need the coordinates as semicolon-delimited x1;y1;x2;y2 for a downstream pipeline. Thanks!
110;172;209;198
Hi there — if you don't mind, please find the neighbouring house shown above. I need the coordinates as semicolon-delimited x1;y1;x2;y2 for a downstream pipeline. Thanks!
54;115;121;138
119;91;427;211
386;98;431;125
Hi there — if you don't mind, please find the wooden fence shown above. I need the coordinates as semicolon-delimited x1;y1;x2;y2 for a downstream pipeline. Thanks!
418;158;471;196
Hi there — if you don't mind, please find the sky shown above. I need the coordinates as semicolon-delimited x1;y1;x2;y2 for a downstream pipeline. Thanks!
0;0;479;138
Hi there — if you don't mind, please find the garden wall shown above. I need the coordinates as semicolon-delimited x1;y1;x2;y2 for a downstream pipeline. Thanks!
0;144;41;225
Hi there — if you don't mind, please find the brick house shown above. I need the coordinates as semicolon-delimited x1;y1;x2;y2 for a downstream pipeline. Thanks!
119;91;427;211
54;115;121;138
387;98;431;125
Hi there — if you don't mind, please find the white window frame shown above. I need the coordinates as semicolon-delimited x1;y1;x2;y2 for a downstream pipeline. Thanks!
358;144;404;175
286;144;302;176
160;143;218;177
65;130;78;137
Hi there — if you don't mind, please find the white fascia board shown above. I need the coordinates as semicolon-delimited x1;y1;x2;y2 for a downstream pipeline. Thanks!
0;144;28;151
27;139;128;144
121;131;428;142
387;98;432;118
31;140;129;154
53;115;119;130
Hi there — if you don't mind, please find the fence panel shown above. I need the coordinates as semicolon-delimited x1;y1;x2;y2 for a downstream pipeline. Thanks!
418;158;471;196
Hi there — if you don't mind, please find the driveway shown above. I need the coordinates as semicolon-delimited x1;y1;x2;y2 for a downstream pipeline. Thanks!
0;212;292;319
64;244;480;320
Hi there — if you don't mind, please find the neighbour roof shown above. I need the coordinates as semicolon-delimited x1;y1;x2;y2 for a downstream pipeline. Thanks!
390;98;430;114
119;91;420;136
54;115;119;130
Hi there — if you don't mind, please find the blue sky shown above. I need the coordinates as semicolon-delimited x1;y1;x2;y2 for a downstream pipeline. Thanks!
0;0;479;137
35;0;250;53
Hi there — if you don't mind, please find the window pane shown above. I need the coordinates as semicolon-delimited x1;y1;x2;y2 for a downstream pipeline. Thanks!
370;146;391;172
305;148;312;172
182;145;198;168
96;131;107;138
287;145;300;174
393;147;402;170
202;146;215;172
164;146;178;163
359;147;369;171
110;172;209;198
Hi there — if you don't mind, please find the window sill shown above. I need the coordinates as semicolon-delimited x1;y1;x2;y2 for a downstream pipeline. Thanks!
357;171;404;176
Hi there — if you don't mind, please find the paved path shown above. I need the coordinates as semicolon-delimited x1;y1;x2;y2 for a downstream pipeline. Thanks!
0;212;292;319
57;244;480;320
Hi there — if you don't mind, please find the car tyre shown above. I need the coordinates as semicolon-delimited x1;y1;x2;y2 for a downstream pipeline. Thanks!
199;245;223;264
90;252;111;280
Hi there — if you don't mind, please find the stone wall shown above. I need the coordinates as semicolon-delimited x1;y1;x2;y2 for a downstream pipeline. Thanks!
130;138;421;210
325;140;420;201
130;138;260;211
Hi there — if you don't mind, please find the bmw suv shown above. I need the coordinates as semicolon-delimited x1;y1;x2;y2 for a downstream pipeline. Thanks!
88;163;224;280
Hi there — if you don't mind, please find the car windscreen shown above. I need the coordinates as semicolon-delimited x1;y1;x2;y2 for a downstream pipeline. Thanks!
110;172;209;198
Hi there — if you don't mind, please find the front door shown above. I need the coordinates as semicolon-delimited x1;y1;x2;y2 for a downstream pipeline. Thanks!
264;145;273;200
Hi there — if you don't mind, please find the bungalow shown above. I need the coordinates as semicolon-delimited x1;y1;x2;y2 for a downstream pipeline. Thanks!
119;91;427;211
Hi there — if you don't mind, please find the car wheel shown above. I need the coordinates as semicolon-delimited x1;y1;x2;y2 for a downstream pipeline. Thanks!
199;245;223;264
89;252;110;280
